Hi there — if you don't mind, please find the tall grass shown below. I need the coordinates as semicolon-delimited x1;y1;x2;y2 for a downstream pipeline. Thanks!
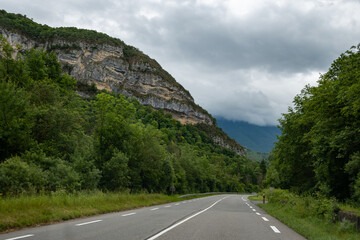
256;189;360;240
0;191;180;232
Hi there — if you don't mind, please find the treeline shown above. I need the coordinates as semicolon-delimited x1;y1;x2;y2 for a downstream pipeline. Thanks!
0;36;262;196
265;44;360;201
0;10;123;46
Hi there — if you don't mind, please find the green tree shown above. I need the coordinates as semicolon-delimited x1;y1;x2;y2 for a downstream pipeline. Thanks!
268;45;360;200
0;80;33;162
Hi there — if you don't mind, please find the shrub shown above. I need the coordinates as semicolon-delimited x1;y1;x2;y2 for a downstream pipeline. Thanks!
0;156;47;195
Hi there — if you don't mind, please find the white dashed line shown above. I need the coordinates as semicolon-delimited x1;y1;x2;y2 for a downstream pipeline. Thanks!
150;208;159;211
147;197;228;240
249;206;253;209
256;212;261;215
270;226;281;233
164;205;172;208
252;209;256;211
175;203;180;206
5;235;34;240
122;213;136;217
262;217;269;221
75;220;103;226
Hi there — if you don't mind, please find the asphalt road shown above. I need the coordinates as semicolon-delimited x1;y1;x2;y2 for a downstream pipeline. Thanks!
1;195;306;240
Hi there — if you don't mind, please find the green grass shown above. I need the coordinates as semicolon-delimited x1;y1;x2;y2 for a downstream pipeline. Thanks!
0;191;186;232
257;190;360;240
248;194;264;201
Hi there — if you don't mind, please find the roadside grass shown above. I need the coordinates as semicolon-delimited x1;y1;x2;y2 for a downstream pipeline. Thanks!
248;194;263;201
0;191;184;232
256;189;360;240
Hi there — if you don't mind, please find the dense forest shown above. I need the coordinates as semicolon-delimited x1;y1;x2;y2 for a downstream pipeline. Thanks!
265;44;360;202
0;35;263;196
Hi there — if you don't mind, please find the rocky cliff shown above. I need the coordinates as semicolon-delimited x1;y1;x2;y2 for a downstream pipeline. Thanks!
0;10;245;155
0;27;213;125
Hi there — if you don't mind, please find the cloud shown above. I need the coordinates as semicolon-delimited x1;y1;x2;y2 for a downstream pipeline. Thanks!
2;0;360;125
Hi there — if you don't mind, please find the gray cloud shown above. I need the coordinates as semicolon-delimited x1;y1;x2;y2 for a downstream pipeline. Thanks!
2;0;360;125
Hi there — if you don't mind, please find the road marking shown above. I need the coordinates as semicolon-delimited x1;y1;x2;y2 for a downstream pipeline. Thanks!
5;235;34;240
256;212;261;215
270;226;281;233
122;213;136;217
175;203;180;206
249;206;253;208
252;209;256;211
147;197;228;240
164;205;171;208
262;217;269;221
150;208;159;211
75;220;103;226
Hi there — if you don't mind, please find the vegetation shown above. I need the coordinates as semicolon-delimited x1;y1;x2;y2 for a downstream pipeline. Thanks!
0;191;188;232
258;189;359;240
265;44;360;202
0;36;262;198
245;148;270;162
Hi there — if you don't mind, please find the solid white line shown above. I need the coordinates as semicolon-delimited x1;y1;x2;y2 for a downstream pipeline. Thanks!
262;217;269;221
5;235;34;240
147;197;228;240
122;213;136;217
150;208;159;211
75;220;102;226
256;212;261;215
270;226;281;233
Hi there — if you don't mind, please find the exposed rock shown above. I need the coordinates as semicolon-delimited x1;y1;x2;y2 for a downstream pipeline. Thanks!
212;136;245;156
0;27;213;126
0;26;246;155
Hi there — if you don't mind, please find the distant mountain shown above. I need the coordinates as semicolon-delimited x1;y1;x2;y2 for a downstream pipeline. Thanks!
216;118;280;153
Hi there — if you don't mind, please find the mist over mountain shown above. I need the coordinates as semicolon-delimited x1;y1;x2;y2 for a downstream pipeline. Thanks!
216;118;280;153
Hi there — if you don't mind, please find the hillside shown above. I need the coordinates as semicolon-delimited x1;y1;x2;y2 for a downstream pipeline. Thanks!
0;9;244;155
216;118;280;153
0;34;262;196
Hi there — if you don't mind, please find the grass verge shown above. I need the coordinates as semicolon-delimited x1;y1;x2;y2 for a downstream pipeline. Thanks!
256;190;360;240
248;195;263;201
0;191;185;233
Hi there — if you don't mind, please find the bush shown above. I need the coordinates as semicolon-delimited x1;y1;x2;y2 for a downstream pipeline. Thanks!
0;156;47;195
22;150;80;192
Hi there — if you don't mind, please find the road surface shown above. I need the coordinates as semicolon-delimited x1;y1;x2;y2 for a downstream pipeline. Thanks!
1;195;306;240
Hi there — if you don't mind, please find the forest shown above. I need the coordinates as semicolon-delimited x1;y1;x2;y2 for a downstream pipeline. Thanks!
0;35;263;196
266;44;360;202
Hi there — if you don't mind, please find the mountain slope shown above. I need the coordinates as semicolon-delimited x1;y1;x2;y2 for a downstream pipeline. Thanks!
216;118;280;152
0;10;212;125
0;9;244;155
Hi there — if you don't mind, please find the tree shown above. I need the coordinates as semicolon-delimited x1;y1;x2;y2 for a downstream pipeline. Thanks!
268;45;360;199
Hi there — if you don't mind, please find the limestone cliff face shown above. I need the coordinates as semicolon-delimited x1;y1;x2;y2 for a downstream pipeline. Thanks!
0;26;245;155
0;27;214;125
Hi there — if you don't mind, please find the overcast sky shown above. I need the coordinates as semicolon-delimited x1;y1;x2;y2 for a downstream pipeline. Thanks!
3;0;360;126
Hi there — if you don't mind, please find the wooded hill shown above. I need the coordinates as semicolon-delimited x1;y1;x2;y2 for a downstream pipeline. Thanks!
0;9;244;154
0;35;263;196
